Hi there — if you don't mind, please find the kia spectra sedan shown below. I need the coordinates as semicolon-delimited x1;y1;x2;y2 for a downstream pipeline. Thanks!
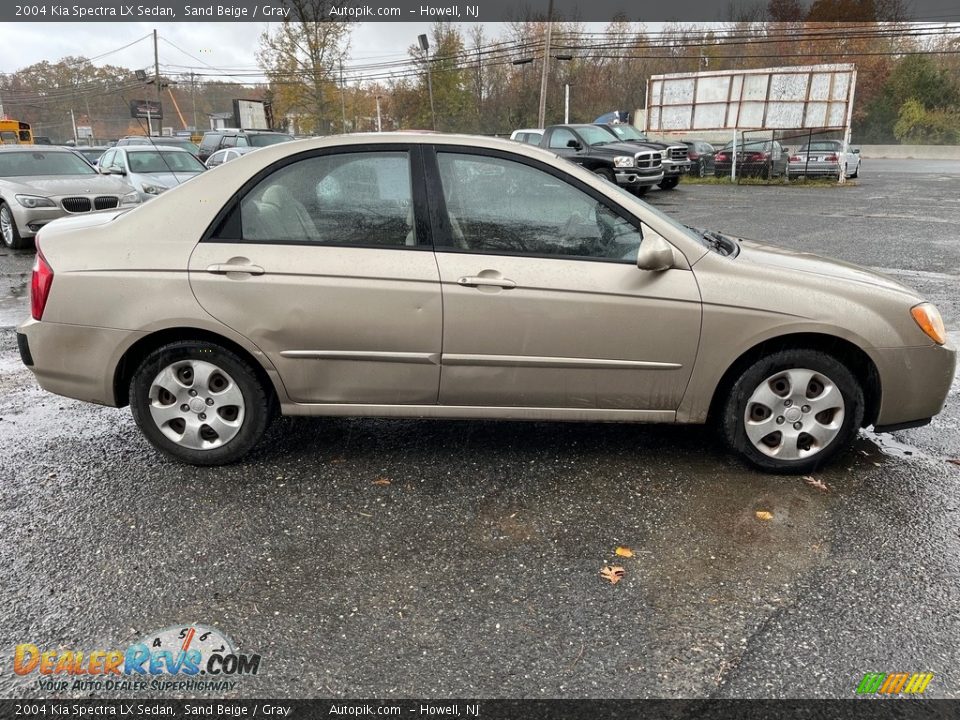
16;134;956;473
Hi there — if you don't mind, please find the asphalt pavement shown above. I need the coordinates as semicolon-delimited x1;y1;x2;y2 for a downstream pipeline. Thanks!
0;160;958;699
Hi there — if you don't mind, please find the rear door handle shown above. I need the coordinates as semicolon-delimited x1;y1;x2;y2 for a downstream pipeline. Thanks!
206;263;265;275
458;276;516;289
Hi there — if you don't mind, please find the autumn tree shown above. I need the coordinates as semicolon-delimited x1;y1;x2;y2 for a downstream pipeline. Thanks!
257;0;352;134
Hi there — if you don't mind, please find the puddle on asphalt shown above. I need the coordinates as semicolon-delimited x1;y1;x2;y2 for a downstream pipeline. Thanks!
859;429;931;461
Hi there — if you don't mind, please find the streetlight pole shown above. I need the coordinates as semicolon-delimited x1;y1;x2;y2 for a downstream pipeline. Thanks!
419;34;436;131
564;84;570;124
375;95;382;132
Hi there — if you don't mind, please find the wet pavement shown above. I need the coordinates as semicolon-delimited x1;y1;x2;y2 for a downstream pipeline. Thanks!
0;161;958;699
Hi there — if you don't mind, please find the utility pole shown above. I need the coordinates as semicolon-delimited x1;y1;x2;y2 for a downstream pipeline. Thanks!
537;0;554;129
69;109;78;144
375;95;382;132
190;71;198;131
153;29;160;136
339;58;347;132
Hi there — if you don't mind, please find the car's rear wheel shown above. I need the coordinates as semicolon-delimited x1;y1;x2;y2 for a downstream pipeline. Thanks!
697;159;706;177
850;162;860;179
721;349;864;474
129;340;274;465
0;201;28;250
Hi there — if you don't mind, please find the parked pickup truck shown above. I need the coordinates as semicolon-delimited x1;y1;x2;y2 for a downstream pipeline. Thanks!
539;124;664;196
594;123;691;190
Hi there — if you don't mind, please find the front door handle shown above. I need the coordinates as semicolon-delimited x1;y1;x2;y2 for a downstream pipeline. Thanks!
206;263;265;275
458;275;516;289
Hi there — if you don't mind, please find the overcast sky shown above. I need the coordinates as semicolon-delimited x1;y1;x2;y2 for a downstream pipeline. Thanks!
0;22;503;79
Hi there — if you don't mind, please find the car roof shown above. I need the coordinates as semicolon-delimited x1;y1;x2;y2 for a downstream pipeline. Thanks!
119;145;192;152
0;145;74;153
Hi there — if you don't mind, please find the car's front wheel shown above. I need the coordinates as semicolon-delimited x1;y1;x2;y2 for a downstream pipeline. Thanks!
129;340;274;465
658;177;680;190
721;349;864;474
0;201;28;250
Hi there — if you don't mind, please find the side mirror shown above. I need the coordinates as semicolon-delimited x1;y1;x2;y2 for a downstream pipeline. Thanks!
852;148;861;154
566;139;582;150
636;235;676;272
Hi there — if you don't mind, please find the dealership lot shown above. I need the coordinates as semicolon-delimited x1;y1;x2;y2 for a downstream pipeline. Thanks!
1;160;958;698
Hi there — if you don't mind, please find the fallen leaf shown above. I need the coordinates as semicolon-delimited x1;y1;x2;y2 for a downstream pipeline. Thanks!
372;477;391;486
947;459;960;467
600;566;625;584
755;510;774;521
804;476;830;493
615;546;634;558
329;457;346;464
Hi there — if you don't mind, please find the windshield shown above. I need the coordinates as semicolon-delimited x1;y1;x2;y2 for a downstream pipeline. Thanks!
127;151;206;173
800;141;841;152
0;150;96;176
162;139;200;154
574;126;620;146
606;125;646;141
721;141;770;152
249;133;293;147
79;149;104;160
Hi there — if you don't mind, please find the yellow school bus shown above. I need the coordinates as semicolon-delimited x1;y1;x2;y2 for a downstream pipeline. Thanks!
0;120;33;144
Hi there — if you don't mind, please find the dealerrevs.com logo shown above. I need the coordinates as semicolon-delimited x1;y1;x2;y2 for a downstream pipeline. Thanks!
14;625;261;693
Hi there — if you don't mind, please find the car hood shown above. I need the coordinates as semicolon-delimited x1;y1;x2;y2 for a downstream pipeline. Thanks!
0;174;134;195
734;238;918;298
130;170;202;189
590;141;655;156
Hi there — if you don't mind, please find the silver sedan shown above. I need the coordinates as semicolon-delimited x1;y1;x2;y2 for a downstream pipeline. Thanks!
0;146;139;249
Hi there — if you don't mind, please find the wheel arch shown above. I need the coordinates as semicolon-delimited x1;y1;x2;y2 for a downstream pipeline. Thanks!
706;332;882;428
113;326;281;409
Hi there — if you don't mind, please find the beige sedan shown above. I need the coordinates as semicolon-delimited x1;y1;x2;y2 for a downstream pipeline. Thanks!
17;134;956;473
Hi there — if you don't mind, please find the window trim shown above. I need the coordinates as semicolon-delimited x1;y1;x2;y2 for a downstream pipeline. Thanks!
422;144;646;265
201;143;433;252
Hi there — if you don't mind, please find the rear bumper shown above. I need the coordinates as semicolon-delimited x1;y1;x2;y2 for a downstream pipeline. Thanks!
788;161;841;176
872;342;957;427
17;317;142;407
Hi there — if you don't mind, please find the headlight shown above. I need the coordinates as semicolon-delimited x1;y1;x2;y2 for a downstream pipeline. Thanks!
613;156;635;168
140;183;168;196
120;191;140;206
15;194;56;209
911;303;947;345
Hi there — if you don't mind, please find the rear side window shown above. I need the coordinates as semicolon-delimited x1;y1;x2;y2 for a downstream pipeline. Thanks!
200;134;222;152
233;151;417;248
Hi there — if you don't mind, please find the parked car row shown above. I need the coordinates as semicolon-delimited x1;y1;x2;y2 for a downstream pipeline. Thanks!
511;126;863;183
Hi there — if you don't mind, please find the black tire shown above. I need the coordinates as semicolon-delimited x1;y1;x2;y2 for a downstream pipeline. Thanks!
632;185;650;197
850;162;860;179
698;159;706;178
593;167;615;183
0;201;29;250
714;170;724;178
129;340;275;465
720;349;864;474
658;176;680;190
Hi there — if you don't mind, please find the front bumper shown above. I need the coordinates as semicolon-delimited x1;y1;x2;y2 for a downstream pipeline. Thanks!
615;170;664;188
871;341;957;428
9;204;64;239
662;159;691;176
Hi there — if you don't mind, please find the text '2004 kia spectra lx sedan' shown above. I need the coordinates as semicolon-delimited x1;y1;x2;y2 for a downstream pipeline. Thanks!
16;134;956;473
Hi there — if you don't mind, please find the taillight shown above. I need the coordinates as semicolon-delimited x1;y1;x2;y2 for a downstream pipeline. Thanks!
824;153;838;161
715;152;728;161
31;244;54;320
789;155;801;162
688;151;700;159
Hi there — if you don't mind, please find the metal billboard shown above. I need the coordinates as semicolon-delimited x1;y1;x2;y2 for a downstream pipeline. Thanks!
645;64;856;133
